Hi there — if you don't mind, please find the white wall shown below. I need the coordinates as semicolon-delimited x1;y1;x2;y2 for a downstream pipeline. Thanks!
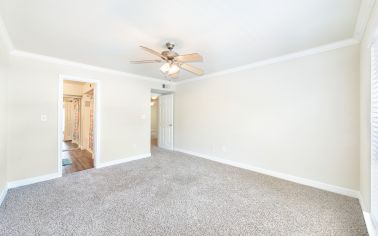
6;54;173;182
0;28;9;193
360;1;378;212
175;45;360;191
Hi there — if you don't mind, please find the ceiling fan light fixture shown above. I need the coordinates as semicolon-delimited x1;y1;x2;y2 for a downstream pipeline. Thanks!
133;43;204;78
168;64;180;75
160;63;180;75
160;63;170;73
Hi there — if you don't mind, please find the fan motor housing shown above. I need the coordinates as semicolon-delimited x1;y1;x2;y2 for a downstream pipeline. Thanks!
162;51;178;60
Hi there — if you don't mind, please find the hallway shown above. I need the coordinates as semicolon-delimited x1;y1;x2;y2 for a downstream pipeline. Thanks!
62;141;94;175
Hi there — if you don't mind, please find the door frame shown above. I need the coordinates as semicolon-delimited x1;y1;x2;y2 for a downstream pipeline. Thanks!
58;74;101;176
371;40;378;233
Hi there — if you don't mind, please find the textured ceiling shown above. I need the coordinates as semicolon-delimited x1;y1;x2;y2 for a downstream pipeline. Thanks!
0;0;362;80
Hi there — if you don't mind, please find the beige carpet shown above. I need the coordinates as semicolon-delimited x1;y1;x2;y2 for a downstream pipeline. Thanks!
0;148;367;235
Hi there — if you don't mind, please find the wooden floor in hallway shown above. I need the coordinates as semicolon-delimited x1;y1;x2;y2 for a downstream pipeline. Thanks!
62;141;94;175
151;138;158;147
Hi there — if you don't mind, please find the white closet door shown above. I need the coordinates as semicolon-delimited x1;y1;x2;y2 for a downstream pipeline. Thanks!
158;94;174;150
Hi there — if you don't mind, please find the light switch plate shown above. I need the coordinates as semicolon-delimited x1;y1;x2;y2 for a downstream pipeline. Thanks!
41;114;47;122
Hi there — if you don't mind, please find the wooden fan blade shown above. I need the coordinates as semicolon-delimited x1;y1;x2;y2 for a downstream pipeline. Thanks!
130;60;163;64
179;63;204;76
174;53;203;62
140;46;167;60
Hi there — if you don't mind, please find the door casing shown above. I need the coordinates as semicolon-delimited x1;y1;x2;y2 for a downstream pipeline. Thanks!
58;75;101;176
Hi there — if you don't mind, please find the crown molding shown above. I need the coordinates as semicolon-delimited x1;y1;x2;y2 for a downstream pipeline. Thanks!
0;14;14;53
354;0;376;40
8;37;358;86
177;38;359;85
10;50;172;84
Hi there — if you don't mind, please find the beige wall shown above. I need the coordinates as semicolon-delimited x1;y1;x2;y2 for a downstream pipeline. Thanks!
63;81;84;96
360;2;378;212
0;31;9;192
82;83;93;94
175;45;360;191
6;55;173;182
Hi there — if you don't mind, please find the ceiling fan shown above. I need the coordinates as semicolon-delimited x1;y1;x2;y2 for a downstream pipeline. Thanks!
130;42;204;79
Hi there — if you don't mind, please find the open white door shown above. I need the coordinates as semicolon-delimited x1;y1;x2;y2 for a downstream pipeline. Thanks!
158;94;174;150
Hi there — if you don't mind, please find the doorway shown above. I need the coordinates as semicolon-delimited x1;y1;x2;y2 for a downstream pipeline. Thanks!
58;76;100;176
151;90;174;151
150;93;159;147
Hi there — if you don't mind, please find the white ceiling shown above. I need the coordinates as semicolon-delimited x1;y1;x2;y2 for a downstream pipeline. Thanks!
0;0;362;80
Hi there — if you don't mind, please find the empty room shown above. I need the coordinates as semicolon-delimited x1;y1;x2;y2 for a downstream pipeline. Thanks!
0;0;377;235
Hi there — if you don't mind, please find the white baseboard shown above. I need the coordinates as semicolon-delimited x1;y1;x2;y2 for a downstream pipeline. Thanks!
360;207;378;236
363;212;378;236
5;153;150;189
0;184;8;206
175;148;359;198
96;153;151;168
358;194;377;236
7;172;61;189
